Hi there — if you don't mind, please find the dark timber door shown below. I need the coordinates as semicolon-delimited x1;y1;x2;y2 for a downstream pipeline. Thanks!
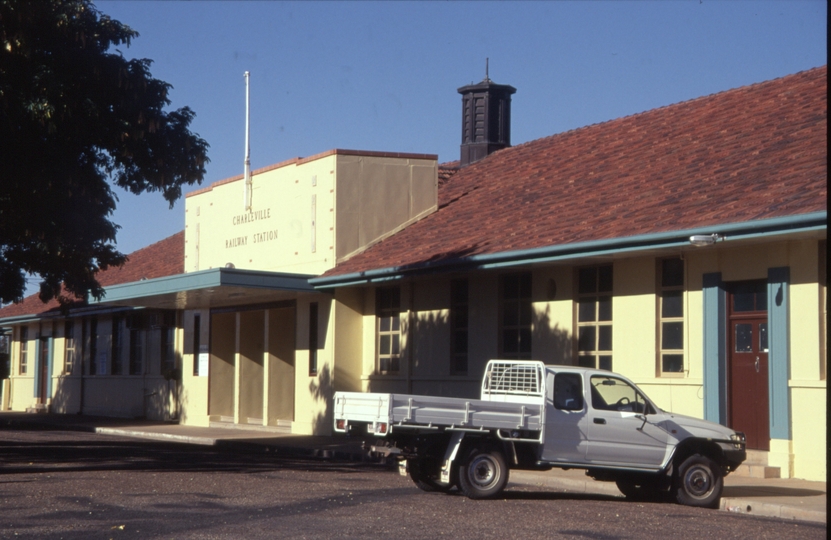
727;281;769;450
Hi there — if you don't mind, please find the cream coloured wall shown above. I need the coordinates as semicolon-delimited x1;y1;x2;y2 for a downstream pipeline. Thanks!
333;287;364;394
185;155;338;275
335;155;437;261
180;309;210;426
184;151;438;276
293;294;335;435
531;266;574;366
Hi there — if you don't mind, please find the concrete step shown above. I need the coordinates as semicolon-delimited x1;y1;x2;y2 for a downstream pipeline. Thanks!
733;463;781;478
25;404;48;414
734;449;780;478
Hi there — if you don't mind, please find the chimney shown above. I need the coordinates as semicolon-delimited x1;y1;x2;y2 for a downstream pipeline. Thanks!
458;71;516;167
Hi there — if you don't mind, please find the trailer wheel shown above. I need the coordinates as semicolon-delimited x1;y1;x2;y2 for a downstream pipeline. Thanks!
408;458;452;493
458;446;509;499
674;454;723;508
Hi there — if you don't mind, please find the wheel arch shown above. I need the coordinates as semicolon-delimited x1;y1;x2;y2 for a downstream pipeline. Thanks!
670;438;728;471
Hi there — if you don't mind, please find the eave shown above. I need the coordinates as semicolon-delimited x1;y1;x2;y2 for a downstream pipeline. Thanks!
310;211;827;288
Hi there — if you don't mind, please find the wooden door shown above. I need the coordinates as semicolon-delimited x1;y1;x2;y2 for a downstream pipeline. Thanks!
728;281;769;450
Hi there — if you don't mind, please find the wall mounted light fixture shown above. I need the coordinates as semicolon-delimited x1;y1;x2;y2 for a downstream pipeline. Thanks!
689;233;725;247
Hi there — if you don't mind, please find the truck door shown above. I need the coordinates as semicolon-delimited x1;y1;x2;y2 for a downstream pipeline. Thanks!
586;375;668;467
541;371;588;463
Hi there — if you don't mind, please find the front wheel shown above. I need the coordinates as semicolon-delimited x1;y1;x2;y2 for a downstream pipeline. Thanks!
458;446;509;499
675;454;723;508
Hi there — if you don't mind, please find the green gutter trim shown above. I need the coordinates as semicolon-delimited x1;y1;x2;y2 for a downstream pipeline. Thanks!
93;267;317;304
310;211;826;288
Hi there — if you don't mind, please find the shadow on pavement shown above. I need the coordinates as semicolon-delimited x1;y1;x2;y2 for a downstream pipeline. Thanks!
0;427;381;477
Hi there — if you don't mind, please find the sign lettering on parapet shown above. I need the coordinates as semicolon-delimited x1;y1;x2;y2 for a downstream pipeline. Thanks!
232;208;271;226
225;208;279;249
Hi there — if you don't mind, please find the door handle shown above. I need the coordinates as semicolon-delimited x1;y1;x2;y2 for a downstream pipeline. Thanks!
755;356;760;373
593;418;606;425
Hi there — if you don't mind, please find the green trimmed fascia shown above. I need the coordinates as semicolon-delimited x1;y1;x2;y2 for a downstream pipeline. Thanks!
311;211;827;288
0;305;136;328
93;267;317;304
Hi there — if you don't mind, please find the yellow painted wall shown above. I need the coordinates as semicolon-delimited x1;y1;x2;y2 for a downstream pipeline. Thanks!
184;156;337;275
181;309;210;426
184;151;438;276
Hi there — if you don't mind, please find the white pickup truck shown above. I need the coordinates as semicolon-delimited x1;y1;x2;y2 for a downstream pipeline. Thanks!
333;360;746;508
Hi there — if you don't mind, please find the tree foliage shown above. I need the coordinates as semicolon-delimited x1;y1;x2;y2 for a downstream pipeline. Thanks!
0;0;209;305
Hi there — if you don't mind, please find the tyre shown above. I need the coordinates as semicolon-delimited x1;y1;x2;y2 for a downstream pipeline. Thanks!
408;458;452;493
457;446;509;499
674;454;723;508
615;478;666;502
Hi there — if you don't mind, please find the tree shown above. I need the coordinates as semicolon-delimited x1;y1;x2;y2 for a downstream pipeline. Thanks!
0;0;209;306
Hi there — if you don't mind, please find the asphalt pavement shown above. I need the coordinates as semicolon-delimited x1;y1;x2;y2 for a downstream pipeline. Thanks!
0;411;825;524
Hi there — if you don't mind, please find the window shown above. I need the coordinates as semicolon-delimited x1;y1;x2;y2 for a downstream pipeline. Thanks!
64;321;76;375
192;314;201;376
89;318;98;375
450;279;469;375
577;265;613;370
500;273;532;360
658;258;685;375
376;287;401;374
309;302;319;376
590;375;654;414
18;326;28;375
111;315;124;375
161;320;175;376
553;373;584;411
129;328;143;375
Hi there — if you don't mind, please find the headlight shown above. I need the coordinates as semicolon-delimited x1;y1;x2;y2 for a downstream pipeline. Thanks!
730;432;746;449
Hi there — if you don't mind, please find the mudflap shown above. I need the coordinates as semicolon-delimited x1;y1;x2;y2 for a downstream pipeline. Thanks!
440;432;466;485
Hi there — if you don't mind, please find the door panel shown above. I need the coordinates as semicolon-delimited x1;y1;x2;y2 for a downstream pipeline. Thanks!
729;318;769;450
586;375;667;467
542;371;588;462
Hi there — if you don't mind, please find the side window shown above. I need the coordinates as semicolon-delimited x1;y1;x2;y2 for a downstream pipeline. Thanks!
590;375;653;414
553;373;584;411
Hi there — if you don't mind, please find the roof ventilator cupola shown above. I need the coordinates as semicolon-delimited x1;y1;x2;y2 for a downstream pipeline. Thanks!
458;61;516;167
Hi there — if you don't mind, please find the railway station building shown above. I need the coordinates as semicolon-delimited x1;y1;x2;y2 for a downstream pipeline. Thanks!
0;66;826;481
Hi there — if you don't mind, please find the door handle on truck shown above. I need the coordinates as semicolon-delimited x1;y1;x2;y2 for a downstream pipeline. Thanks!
593;418;606;425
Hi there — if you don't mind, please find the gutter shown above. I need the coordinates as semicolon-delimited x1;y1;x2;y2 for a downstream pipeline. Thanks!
310;211;827;289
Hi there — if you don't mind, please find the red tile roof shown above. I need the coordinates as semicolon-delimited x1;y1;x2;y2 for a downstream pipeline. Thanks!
0;232;184;320
323;66;827;279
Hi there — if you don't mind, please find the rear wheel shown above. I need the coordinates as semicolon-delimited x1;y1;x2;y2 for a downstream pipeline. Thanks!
674;454;723;508
458;446;509;499
408;458;452;493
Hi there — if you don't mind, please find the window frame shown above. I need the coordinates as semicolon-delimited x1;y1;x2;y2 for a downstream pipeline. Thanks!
89;318;98;376
657;257;686;377
63;320;76;375
450;278;469;375
376;287;402;375
129;327;143;375
499;273;533;360
111;315;124;375
575;265;613;371
309;302;319;376
18;326;28;375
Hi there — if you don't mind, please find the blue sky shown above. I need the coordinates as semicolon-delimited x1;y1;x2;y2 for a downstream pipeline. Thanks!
23;1;831;295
